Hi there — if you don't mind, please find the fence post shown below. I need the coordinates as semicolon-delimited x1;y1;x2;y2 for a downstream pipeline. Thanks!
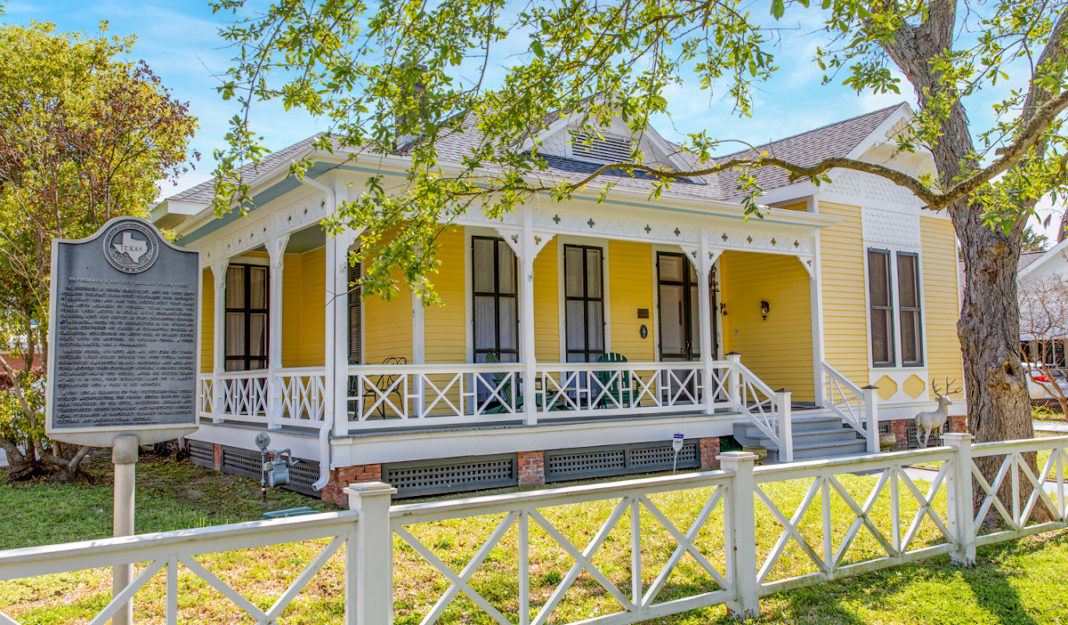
725;352;741;409
346;481;397;625
944;433;976;566
863;385;880;454
775;389;793;463
719;450;760;619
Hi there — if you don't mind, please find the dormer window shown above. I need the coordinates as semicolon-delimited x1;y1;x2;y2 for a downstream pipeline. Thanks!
570;132;634;164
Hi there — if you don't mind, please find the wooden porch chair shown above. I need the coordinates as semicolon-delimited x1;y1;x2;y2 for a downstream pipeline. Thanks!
595;352;631;408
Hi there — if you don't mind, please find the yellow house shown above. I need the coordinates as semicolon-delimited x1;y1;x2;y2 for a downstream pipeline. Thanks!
153;103;966;503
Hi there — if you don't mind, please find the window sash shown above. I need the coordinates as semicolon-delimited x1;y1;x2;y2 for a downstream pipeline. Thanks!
896;252;923;366
868;249;895;367
471;237;519;363
224;264;270;372
564;244;605;362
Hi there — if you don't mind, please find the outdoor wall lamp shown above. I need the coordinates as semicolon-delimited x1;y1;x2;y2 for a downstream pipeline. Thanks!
760;300;770;320
720;303;727;316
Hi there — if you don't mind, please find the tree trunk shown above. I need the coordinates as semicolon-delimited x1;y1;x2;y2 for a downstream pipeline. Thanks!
954;201;1048;524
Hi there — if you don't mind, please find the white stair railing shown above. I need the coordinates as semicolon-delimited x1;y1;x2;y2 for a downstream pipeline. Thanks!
730;358;793;461
821;361;880;452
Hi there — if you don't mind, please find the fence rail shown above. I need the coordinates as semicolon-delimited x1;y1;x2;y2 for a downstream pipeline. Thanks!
3;435;1065;625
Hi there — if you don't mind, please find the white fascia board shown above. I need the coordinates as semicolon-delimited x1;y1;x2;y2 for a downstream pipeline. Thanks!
1020;237;1068;279
519;114;572;153
758;181;820;206
845;103;911;160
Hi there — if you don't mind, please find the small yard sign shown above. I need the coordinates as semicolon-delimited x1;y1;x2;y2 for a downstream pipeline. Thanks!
46;216;200;447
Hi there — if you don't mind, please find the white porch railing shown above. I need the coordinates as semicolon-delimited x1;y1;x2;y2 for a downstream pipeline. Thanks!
199;358;796;451
342;360;737;428
345;362;526;426
278;367;327;426
206;370;269;425
4;435;1065;624
533;360;733;420
198;369;327;427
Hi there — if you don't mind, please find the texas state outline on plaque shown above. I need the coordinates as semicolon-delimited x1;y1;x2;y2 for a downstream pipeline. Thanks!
112;232;148;262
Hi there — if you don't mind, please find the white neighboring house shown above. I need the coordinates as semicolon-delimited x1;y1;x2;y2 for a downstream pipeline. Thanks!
1018;239;1068;399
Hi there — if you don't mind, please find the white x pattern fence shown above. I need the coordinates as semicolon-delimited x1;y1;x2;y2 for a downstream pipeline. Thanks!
4;434;1064;625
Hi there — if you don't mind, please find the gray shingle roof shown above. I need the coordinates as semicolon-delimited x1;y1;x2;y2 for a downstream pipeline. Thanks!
162;104;907;208
166;133;330;205
712;104;905;199
1019;250;1046;272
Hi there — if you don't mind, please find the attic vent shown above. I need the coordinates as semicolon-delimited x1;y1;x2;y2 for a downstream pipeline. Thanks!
571;132;634;163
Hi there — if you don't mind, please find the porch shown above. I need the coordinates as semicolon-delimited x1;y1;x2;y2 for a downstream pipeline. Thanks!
189;192;878;482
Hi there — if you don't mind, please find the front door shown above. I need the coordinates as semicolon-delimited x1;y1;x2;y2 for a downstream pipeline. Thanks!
656;252;718;361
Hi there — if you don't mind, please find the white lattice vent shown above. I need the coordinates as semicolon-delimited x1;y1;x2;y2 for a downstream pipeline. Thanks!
383;456;517;498
571;132;634;163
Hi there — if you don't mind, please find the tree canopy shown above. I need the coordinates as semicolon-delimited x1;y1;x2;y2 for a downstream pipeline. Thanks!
211;0;1068;505
213;0;1068;300
0;22;198;479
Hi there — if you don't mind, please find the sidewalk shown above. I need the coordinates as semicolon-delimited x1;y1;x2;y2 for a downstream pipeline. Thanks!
1034;420;1068;433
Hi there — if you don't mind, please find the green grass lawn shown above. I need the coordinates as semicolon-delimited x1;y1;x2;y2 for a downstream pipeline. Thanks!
1;456;1066;624
0;454;330;548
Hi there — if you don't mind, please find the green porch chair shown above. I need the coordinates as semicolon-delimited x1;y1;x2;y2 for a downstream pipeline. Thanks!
595;352;631;408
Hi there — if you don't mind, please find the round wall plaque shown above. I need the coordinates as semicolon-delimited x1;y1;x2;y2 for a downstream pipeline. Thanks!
102;220;160;274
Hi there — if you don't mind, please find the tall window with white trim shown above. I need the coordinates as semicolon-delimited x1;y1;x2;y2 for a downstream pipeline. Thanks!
471;236;519;363
867;247;924;368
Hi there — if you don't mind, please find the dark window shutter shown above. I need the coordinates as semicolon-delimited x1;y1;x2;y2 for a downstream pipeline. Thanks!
348;261;362;364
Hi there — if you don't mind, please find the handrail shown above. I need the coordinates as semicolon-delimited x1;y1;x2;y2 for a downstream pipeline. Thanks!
820;360;866;435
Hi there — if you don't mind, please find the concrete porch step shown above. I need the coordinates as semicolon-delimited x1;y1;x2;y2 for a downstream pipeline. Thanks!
732;416;869;464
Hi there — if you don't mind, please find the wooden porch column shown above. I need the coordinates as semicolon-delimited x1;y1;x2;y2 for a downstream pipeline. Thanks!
501;209;552;426
690;231;721;415
520;207;538;426
265;234;290;430
326;227;360;437
210;260;228;423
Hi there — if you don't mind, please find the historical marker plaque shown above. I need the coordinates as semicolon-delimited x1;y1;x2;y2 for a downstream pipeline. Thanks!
46;217;200;446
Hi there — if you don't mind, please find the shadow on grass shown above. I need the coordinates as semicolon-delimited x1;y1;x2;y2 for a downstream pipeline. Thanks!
689;531;1068;625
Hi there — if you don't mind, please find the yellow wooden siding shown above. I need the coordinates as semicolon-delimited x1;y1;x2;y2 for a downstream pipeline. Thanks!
424;228;467;364
607;240;655;361
720;251;814;401
280;247;326;368
533;239;560;362
774;200;808;212
818;201;870;387
201;268;214;372
920;216;964;396
363;264;414;366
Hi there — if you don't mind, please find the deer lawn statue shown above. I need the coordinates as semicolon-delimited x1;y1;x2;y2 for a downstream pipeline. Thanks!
914;378;961;448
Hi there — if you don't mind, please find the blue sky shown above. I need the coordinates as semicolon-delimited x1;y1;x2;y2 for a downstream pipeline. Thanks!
5;1;1061;241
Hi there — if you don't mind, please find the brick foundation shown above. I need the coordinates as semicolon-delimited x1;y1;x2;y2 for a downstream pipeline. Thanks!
699;437;720;470
212;443;223;471
518;450;545;486
890;419;909;451
949;414;968;433
321;463;383;506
